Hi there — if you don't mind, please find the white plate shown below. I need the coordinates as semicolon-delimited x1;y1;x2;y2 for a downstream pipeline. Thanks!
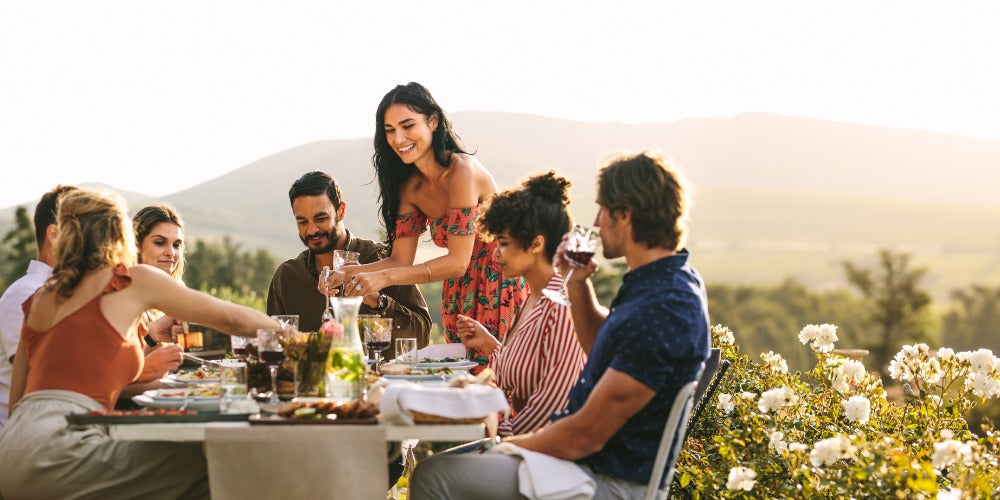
382;371;468;382
415;360;479;370
165;373;220;385
132;395;220;412
144;389;220;401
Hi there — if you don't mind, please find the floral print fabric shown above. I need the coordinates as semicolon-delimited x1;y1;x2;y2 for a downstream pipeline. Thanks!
394;206;527;366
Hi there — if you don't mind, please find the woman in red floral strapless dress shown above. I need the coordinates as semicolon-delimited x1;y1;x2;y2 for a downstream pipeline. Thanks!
323;83;526;365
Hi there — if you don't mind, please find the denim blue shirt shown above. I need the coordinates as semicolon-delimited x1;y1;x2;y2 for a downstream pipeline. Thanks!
551;250;710;484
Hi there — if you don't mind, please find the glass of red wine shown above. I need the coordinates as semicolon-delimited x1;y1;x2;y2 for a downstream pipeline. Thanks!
230;335;255;360
543;224;600;306
256;328;288;404
359;315;393;374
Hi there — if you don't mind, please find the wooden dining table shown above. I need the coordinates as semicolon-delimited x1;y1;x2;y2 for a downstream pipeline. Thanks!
108;420;484;499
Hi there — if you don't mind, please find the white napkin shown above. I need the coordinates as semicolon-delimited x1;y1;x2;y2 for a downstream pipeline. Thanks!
491;442;596;500
380;381;509;426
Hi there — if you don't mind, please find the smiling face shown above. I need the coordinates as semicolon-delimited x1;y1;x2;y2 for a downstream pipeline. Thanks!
293;194;344;254
139;222;184;275
382;103;438;166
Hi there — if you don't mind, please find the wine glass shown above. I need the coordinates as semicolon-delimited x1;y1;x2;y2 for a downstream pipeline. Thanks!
543;224;600;306
359;315;393;373
257;328;288;404
230;335;254;361
270;315;299;332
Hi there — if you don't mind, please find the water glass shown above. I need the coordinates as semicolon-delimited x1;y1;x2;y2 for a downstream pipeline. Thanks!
218;360;248;414
270;315;299;332
395;338;418;366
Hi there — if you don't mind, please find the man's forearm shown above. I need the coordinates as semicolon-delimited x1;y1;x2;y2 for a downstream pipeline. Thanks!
567;279;607;354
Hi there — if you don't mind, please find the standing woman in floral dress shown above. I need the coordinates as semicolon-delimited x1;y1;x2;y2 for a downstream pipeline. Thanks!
323;82;526;364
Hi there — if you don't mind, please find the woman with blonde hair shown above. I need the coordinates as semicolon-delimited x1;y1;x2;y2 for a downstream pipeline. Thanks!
0;189;278;498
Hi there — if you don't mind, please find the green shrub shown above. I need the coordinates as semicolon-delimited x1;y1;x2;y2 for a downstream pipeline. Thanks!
676;324;1000;498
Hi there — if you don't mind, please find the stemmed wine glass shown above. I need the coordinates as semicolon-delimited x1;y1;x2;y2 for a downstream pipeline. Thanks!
360;316;393;374
257;328;289;404
543;224;600;306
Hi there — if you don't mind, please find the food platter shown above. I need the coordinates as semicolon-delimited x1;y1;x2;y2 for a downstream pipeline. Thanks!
165;370;220;385
67;410;248;425
414;360;479;370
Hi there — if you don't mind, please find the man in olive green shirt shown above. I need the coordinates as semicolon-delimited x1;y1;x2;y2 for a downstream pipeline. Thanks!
267;171;431;357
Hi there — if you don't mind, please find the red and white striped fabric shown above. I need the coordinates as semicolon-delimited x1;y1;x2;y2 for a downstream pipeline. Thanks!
492;273;587;436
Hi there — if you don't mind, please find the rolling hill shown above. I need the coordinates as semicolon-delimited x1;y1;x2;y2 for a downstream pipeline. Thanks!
3;111;1000;299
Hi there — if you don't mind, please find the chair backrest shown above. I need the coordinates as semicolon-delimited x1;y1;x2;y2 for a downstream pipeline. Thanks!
643;370;701;500
692;348;721;406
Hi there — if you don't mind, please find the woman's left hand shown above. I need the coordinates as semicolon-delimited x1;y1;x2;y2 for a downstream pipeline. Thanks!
343;271;390;298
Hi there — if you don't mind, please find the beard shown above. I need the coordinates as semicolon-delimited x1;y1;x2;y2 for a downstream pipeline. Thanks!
300;229;339;254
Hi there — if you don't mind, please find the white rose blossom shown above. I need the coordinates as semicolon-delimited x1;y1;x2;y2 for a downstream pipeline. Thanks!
725;467;757;491
717;393;735;415
714;326;735;346
809;435;855;467
758;387;798;413
932;439;971;469
798;324;839;353
843;396;871;424
769;431;788;453
828;358;867;392
761;351;788;374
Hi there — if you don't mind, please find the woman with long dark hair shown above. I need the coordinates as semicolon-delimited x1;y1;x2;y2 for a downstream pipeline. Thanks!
323;82;526;363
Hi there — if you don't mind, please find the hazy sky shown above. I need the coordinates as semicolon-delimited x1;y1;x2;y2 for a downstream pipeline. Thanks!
2;1;999;208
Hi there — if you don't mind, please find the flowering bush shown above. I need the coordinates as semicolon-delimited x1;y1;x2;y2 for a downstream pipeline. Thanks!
675;324;1000;498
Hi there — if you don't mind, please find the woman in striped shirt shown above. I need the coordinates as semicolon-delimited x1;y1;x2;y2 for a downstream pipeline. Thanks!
457;171;587;436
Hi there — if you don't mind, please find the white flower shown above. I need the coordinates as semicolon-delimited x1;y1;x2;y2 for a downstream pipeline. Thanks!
798;324;839;352
761;351;788;374
843;396;871;424
932;439;970;469
714;326;735;346
967;348;995;372
740;391;757;401
830;358;867;392
788;442;808;453
937;488;963;500
927;394;942;408
964;371;1000;399
809;435;855;467
769;431;788;453
940;429;954;440
923;358;943;384
936;347;955;362
758;386;798;413
725;467;756;491
717;393;735;415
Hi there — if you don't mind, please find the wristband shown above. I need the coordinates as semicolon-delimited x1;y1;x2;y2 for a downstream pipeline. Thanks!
144;334;158;348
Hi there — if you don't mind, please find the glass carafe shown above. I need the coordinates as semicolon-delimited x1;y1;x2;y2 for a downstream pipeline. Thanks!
323;296;366;403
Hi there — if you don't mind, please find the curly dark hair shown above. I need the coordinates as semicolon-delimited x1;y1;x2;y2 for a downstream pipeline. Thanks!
372;82;466;250
597;151;689;251
478;171;572;261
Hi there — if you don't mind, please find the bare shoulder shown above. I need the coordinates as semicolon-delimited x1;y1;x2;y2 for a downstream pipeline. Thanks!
128;264;179;289
446;153;497;199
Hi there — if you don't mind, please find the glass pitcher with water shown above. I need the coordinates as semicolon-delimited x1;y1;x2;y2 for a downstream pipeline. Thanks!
323;296;366;403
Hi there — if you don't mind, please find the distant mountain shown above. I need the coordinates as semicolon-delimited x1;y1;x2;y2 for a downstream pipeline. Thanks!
3;112;999;297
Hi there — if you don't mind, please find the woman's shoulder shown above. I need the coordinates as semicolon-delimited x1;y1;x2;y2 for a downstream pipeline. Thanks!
445;154;497;199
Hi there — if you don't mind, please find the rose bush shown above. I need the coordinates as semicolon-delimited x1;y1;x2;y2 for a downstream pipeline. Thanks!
674;324;1000;498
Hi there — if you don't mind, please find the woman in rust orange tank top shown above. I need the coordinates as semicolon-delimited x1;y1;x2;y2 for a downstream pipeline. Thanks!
0;189;279;499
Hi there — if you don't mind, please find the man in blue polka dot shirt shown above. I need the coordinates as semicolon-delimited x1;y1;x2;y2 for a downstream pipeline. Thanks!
411;151;711;499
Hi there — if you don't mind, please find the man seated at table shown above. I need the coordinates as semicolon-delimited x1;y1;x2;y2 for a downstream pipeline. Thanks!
410;151;711;499
267;171;432;355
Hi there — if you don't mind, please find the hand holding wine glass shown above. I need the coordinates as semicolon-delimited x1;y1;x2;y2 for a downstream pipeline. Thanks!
544;224;600;306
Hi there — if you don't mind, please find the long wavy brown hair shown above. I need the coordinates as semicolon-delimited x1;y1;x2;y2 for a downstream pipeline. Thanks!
46;189;136;299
